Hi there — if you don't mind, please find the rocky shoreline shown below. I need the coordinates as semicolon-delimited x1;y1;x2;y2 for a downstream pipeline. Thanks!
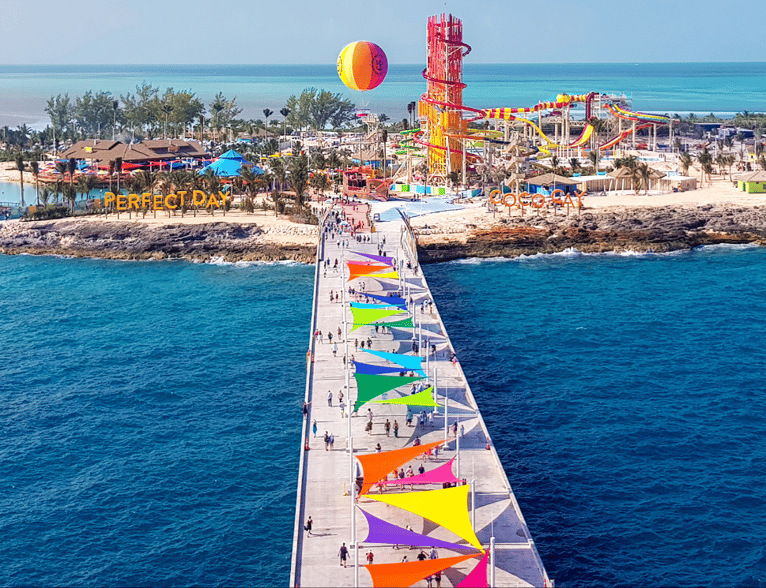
415;205;766;262
1;205;765;264
0;220;317;263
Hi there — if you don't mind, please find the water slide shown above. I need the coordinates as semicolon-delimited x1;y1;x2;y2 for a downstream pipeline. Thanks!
605;103;670;124
598;123;653;150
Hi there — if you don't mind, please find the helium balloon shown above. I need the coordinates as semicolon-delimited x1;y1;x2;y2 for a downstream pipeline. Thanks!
337;41;388;91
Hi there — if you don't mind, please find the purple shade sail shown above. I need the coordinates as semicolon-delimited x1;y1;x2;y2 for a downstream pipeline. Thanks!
353;251;395;266
360;508;479;552
377;458;461;487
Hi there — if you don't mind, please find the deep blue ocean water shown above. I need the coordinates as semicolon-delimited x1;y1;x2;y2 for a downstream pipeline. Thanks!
0;255;313;586
2;246;766;586
425;245;766;588
1;63;765;129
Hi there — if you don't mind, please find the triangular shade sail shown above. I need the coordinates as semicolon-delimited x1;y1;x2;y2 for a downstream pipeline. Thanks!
354;362;425;377
372;318;413;329
361;508;478;552
354;374;424;412
377;457;461;487
362;350;424;371
457;551;489;588
367;485;483;551
348;262;391;280
356;439;445;495
351;307;406;332
366;293;406;306
353;252;395;266
365;553;478;588
364;270;399;281
372;388;439;407
351;302;406;310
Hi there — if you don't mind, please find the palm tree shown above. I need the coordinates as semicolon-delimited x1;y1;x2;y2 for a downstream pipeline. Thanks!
679;152;693;176
697;148;713;185
39;186;52;209
15;154;25;208
161;103;173;139
31;160;40;205
270;157;286;217
263;108;273;128
280;107;290;139
637;163;652;195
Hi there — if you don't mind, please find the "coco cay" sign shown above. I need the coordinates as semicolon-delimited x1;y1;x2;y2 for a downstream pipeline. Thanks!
103;190;230;211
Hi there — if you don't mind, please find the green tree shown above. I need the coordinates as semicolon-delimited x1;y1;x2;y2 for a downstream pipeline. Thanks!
270;157;286;216
287;153;310;209
74;90;122;138
45;94;73;142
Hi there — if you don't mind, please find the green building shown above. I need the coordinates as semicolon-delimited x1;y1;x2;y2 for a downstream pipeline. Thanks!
737;171;766;194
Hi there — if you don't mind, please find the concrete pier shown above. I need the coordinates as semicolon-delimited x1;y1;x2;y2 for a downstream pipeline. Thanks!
290;208;550;587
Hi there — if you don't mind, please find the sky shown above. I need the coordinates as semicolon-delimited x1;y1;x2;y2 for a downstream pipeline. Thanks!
1;0;765;64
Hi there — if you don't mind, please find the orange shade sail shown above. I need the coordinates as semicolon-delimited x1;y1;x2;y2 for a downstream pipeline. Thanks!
356;439;445;495
365;553;478;588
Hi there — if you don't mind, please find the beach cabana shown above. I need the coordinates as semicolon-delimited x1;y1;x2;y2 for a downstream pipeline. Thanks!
736;171;766;193
525;173;578;195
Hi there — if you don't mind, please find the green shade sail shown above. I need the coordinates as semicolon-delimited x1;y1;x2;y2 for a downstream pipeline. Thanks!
371;318;414;329
354;373;425;412
371;387;440;408
351;307;406;332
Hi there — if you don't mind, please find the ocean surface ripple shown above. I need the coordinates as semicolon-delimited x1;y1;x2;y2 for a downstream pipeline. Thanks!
425;246;766;588
0;255;313;586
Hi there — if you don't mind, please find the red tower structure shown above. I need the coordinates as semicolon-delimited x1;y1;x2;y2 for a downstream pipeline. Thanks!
418;14;472;183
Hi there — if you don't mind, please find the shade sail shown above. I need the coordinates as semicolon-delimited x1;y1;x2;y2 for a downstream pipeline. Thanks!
372;388;438;407
354;362;425;377
353;252;396;266
356;439;445;495
351;302;406;310
348;262;391;280
366;485;483;551
364;270;399;281
377;457;461;487
457;551;489;588
372;318;413;329
361;509;478;552
351;307;406;331
362;350;424;371
366;293;406;306
365;554;478;588
354;373;424;412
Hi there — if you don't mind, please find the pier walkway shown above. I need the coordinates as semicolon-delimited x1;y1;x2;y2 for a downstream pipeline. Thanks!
290;209;550;587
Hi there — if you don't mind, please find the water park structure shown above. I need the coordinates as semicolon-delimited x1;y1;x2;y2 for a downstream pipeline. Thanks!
410;14;673;186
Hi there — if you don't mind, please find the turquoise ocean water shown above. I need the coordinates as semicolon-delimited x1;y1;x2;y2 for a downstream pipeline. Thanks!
2;245;766;586
1;63;765;129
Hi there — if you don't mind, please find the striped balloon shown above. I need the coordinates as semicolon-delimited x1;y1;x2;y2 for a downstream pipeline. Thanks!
337;41;388;91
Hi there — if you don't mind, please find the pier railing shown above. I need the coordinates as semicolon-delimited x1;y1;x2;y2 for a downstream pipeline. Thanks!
288;214;326;586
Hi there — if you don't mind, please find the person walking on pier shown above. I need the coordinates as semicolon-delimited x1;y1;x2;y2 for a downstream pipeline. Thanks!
332;342;337;357
328;390;333;405
305;516;313;537
312;419;317;438
385;419;391;436
338;543;348;567
393;420;399;438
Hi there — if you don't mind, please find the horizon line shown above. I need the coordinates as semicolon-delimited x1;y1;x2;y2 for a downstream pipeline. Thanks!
2;61;766;67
